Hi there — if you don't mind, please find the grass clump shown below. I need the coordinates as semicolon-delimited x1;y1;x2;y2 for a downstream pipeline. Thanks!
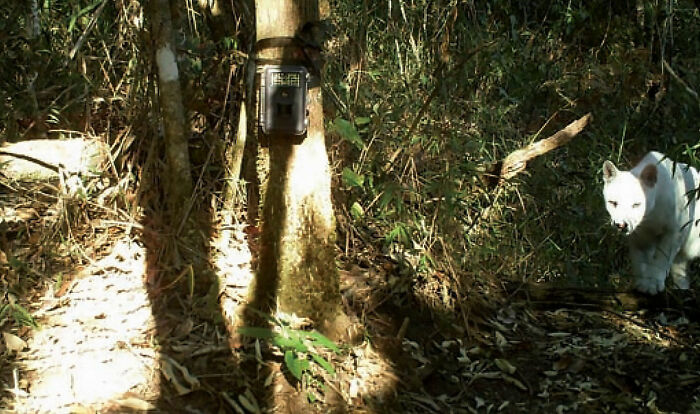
325;0;700;307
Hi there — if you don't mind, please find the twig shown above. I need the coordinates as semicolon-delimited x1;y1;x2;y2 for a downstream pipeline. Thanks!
0;150;61;173
567;306;691;348
176;137;217;237
662;59;700;104
69;0;108;60
465;113;592;235
396;317;410;341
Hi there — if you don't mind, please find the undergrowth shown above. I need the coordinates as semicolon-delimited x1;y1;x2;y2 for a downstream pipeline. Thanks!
325;0;700;311
1;0;699;327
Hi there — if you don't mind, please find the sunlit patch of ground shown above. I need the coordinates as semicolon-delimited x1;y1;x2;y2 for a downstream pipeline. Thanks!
5;204;699;413
12;238;160;413
3;210;405;413
211;220;255;346
212;220;401;412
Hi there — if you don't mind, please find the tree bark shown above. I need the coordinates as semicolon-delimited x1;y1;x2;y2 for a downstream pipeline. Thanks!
26;0;40;40
222;101;248;214
149;0;193;222
250;0;344;336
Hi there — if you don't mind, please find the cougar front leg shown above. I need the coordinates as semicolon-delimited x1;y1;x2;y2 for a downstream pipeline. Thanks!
630;246;666;295
670;252;690;289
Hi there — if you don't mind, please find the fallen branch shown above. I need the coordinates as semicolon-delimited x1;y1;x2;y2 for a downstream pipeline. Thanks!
0;139;109;181
499;113;592;182
0;150;60;173
465;112;592;236
503;281;698;316
662;59;700;104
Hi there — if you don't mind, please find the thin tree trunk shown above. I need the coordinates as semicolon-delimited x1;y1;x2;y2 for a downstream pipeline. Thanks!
250;0;346;336
27;0;40;39
243;58;261;226
149;0;193;222
222;96;250;218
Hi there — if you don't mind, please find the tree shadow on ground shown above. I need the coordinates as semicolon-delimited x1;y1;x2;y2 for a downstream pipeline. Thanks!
341;250;700;413
136;126;261;412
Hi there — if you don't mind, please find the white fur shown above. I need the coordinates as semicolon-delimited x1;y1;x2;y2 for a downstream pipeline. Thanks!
602;151;700;294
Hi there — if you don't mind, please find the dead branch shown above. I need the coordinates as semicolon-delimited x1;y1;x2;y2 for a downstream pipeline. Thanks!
0;150;60;173
0;139;109;181
662;59;700;104
465;113;593;236
500;113;592;182
503;281;699;316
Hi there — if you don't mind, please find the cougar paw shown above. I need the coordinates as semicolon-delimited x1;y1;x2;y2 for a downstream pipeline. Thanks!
635;276;666;295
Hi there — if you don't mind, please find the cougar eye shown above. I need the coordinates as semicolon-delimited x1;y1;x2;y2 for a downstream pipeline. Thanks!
608;201;618;207
632;202;641;208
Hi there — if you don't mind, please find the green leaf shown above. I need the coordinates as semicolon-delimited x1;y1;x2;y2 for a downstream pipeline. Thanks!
306;331;341;353
272;335;309;353
0;304;9;320
333;118;364;149
342;168;364;188
350;202;364;220
68;0;102;33
284;350;309;380
310;353;336;375
387;224;411;247
6;304;38;328
222;37;237;50
378;183;400;212
237;327;275;339
355;116;371;126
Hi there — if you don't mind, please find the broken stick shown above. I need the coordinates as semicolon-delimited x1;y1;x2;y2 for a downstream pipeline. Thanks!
500;113;592;182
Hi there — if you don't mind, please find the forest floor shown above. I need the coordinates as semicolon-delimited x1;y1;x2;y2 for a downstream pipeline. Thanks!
1;188;700;414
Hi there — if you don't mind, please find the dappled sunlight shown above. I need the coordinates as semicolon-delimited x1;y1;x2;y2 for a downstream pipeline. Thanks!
345;341;401;407
14;238;160;412
212;220;403;409
608;310;689;349
1;0;699;411
211;220;255;342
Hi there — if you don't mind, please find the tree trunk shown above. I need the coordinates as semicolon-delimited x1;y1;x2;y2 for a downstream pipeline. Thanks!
222;101;248;215
26;0;40;40
149;0;193;222
251;0;345;336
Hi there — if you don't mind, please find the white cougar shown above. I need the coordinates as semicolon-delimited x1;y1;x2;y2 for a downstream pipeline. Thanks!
602;151;700;294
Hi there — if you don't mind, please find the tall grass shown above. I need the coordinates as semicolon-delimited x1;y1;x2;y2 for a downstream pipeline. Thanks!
325;0;700;306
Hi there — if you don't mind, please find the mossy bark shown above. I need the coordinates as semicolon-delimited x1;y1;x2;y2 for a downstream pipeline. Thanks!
251;0;343;331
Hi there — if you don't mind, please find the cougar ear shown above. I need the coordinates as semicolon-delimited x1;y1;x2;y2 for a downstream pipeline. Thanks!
640;164;658;187
602;160;618;183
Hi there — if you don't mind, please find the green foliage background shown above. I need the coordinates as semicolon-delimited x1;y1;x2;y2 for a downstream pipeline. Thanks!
325;0;700;304
0;0;698;313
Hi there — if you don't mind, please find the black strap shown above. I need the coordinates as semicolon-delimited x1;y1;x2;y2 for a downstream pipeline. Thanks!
254;36;303;51
253;34;323;74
